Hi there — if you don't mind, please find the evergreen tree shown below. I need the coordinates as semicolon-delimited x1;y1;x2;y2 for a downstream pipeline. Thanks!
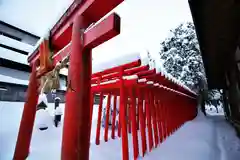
159;22;224;112
159;22;206;92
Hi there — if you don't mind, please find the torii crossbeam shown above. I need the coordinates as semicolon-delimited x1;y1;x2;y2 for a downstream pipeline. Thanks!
13;0;124;160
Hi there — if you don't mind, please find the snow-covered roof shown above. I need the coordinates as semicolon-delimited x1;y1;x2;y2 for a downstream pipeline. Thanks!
161;70;196;95
0;66;29;85
58;50;195;95
152;53;196;95
0;46;28;65
0;35;34;53
92;52;148;73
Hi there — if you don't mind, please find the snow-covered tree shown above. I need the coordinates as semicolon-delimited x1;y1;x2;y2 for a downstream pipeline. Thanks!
158;22;225;112
159;22;206;92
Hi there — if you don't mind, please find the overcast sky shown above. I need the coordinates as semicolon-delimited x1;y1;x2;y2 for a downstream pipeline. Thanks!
0;0;193;63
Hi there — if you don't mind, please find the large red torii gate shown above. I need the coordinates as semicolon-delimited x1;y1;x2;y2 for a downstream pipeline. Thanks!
13;0;124;160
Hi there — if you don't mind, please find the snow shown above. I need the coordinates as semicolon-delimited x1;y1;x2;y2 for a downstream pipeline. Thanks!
182;39;189;44
206;105;225;116
59;51;149;76
1;102;240;160
37;93;48;106
143;111;240;160
92;52;142;74
148;52;195;95
35;108;52;130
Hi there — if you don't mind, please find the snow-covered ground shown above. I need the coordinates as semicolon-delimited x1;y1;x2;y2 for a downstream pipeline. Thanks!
144;112;240;160
0;102;239;160
206;104;225;116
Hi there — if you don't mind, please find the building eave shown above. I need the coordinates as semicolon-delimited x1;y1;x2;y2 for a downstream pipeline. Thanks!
188;0;240;89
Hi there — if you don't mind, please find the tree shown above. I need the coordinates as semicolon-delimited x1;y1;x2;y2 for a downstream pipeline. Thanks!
159;22;206;92
204;89;222;113
158;22;225;113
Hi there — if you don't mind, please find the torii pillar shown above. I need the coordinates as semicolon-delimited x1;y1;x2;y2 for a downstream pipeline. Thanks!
13;64;39;160
61;4;122;160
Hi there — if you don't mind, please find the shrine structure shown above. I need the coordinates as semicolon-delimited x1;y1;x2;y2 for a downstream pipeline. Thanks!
13;0;198;160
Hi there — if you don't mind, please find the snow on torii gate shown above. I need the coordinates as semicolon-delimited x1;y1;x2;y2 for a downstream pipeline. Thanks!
13;0;124;160
90;57;197;160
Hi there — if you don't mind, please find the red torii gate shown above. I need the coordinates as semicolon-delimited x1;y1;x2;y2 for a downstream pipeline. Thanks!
90;58;197;160
14;0;124;160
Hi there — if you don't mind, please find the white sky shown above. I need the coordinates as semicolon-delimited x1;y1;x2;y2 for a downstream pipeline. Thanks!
0;0;193;63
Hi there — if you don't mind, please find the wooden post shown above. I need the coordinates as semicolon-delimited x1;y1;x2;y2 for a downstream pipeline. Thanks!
128;103;132;134
145;91;153;151
13;64;39;160
129;88;139;159
61;16;91;160
111;95;118;139
119;68;129;160
96;92;104;145
137;88;147;156
150;92;159;147
156;97;163;143
104;93;112;142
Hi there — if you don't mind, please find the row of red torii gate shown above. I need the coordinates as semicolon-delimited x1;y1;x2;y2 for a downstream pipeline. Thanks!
13;0;198;160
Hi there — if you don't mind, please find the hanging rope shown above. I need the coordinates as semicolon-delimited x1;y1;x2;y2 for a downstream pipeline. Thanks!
38;54;69;94
38;25;89;94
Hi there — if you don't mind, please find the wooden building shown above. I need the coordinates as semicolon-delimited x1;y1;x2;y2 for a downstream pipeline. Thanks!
189;0;240;131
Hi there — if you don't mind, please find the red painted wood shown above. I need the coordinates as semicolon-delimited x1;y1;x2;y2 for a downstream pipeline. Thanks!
13;65;39;160
28;0;124;63
52;13;120;66
104;94;112;142
89;92;94;136
156;98;163;143
136;101;140;131
92;60;141;78
31;13;121;78
96;92;104;145
119;69;129;160
160;102;167;141
137;69;156;78
129;89;139;160
118;111;122;137
158;100;163;142
165;103;171;137
174;96;181;131
111;95;117;139
128;103;132;134
145;91;153;151
51;0;124;50
89;57;197;160
169;102;174;135
125;65;149;76
61;16;92;160
91;64;148;84
136;89;147;156
151;93;159;147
